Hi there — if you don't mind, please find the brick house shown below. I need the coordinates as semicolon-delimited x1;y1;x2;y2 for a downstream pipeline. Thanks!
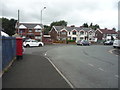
49;26;96;42
95;28;118;41
15;23;44;41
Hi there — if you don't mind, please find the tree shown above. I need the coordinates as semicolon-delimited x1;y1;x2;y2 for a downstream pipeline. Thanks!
89;23;100;30
112;27;116;30
82;23;88;27
1;17;17;36
89;23;93;27
44;25;51;35
50;20;67;28
44;20;68;34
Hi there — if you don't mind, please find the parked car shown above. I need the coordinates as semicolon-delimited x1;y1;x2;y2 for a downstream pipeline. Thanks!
103;40;113;45
23;39;44;47
113;40;120;48
76;40;90;46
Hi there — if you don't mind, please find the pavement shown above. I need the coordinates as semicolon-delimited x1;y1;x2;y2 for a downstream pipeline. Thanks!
2;45;72;88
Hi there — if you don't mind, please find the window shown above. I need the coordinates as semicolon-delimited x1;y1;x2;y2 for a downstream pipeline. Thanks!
61;32;67;35
35;36;41;39
89;32;92;35
19;29;25;33
29;29;32;32
73;37;76;40
72;31;76;35
80;37;84;40
35;29;41;32
62;38;66;40
80;31;84;35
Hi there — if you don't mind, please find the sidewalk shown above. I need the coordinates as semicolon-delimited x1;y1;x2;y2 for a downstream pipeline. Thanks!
2;53;72;88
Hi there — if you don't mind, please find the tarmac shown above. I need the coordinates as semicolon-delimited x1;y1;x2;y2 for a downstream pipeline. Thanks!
2;52;72;88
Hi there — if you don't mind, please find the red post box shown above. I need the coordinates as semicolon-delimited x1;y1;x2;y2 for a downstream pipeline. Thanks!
16;37;23;59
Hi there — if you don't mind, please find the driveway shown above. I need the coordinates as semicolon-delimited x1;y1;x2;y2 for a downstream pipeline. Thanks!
46;45;118;88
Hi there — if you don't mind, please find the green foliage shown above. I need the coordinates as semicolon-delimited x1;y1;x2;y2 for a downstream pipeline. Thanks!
1;17;17;36
44;20;68;34
67;40;75;42
82;23;88;27
44;25;51;35
82;23;100;30
50;20;67;28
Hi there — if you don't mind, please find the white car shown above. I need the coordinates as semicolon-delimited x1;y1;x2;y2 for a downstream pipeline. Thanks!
23;39;44;47
113;40;120;48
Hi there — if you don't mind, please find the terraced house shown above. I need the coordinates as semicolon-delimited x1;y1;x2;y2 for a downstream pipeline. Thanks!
15;23;44;41
49;26;96;42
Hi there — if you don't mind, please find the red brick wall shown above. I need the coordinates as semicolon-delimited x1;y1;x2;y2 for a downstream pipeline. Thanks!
49;28;58;41
95;30;103;40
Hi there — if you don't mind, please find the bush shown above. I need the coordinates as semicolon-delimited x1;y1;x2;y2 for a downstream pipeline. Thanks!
67;40;75;42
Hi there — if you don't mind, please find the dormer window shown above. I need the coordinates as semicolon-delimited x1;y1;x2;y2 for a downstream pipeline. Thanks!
72;31;76;35
80;31;84;35
61;32;67;35
35;29;41;32
89;31;92;35
29;29;32;32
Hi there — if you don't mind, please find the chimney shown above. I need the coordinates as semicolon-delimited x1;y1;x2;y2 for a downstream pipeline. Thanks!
104;28;107;30
71;25;75;27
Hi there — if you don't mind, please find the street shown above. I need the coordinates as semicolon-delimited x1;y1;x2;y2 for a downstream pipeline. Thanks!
2;44;118;88
46;45;118;88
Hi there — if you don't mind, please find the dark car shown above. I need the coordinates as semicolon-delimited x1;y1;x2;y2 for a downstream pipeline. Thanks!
104;40;113;45
76;40;90;46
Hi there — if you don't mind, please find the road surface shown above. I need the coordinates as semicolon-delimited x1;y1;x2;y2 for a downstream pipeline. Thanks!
46;45;118;88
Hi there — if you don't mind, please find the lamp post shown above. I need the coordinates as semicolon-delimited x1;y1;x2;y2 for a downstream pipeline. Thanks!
40;7;46;42
41;7;46;24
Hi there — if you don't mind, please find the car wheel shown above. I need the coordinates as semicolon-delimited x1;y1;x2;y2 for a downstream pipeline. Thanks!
26;44;30;47
39;44;42;47
113;46;116;48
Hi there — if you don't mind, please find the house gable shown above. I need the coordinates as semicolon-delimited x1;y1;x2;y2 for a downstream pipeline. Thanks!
34;25;42;29
49;26;58;33
19;25;27;29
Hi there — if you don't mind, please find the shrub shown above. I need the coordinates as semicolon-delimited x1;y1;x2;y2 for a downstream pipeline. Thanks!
67;40;75;42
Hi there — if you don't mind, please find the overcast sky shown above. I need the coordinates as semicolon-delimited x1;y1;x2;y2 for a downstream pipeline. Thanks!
0;0;119;29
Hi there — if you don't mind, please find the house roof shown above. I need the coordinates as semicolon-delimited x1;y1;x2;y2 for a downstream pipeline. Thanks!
53;26;92;32
17;23;44;29
99;29;117;34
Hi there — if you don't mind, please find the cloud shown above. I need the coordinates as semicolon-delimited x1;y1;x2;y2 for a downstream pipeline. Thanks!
1;0;119;29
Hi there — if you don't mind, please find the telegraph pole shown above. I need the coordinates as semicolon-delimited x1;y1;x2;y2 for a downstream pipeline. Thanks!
17;10;20;36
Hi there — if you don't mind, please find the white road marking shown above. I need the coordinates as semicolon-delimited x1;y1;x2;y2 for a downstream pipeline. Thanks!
88;63;94;67
98;67;104;71
108;49;115;54
45;57;74;88
115;75;119;78
44;52;47;56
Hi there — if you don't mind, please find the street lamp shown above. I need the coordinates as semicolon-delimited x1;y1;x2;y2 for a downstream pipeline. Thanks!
40;7;46;42
41;7;46;24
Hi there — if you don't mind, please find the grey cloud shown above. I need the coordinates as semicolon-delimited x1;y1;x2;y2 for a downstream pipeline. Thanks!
1;0;118;29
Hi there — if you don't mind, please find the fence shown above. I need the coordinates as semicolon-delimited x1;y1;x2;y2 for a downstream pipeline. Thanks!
2;36;16;70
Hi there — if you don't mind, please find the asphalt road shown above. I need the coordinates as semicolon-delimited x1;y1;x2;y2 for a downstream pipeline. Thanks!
46;45;118;88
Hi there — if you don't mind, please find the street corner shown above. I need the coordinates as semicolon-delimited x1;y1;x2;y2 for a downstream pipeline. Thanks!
109;48;120;56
